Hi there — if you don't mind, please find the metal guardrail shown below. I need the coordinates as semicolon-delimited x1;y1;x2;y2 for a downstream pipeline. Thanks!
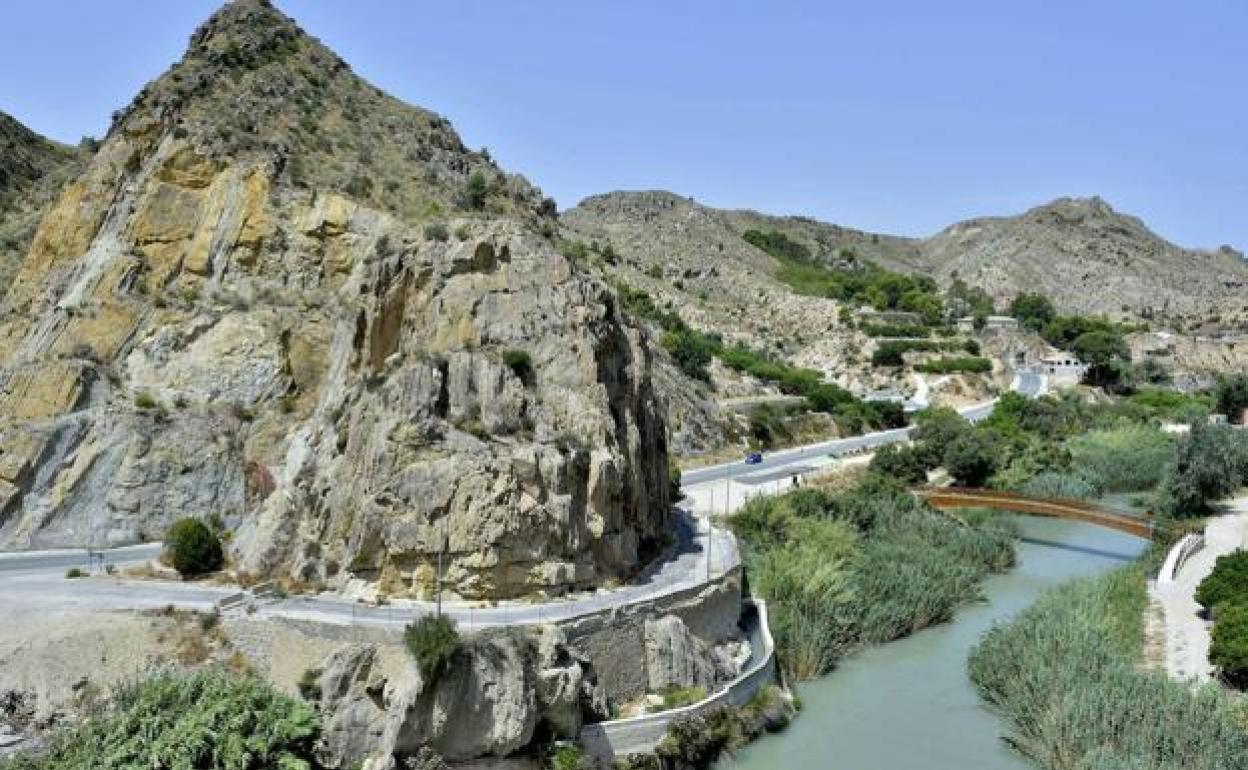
1158;532;1206;586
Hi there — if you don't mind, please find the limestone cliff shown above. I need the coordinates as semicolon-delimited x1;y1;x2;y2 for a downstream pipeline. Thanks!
0;112;88;300
0;0;670;599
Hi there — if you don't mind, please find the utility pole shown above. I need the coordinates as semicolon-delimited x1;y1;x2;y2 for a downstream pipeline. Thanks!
436;517;446;618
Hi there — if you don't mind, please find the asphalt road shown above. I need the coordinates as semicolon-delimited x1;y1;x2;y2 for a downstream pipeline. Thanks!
0;369;1044;629
682;368;1045;486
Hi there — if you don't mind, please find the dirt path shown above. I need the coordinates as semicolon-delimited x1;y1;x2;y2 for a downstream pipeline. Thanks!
1152;499;1248;683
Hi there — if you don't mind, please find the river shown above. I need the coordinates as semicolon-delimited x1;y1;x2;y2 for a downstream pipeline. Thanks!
720;516;1148;770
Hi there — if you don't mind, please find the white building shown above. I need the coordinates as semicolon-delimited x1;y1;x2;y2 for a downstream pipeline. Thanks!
956;315;1020;334
1037;351;1089;385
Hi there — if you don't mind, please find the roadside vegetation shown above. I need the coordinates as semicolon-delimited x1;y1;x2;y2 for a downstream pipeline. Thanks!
969;562;1248;770
404;615;461;683
0;669;321;770
616;281;903;434
731;476;1015;680
165;517;224;577
1196;551;1248;686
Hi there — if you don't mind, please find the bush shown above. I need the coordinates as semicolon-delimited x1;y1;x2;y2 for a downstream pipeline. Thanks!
65;567;87;579
1066;424;1174;493
134;391;157;410
502;349;532;383
868;444;929;485
548;743;587;770
667;459;683;501
0;670;320;770
943;430;1002;487
1210;601;1248;686
660;685;708;711
1008;292;1056;331
741;229;811;262
423;222;449;242
464;171;489;210
915;356;991;374
1019;471;1099;500
404;615;461;682
165;518;224;577
1195;551;1248;612
1158;422;1248;517
661;328;718;382
1216;374;1248;423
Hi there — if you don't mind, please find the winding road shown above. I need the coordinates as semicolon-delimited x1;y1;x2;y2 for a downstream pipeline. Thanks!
0;368;1045;629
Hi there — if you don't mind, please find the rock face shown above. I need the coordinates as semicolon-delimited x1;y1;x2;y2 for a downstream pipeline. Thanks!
643;615;723;692
0;112;87;301
0;0;669;599
917;196;1248;322
317;627;606;767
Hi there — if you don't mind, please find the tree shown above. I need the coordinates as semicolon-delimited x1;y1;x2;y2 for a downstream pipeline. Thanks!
911;406;972;466
1216;374;1248;423
404;615;461;682
943;430;1002;487
868;444;928;485
165;518;223;577
1008;292;1056;331
1072;330;1130;389
1159;423;1248;517
1196;551;1248;611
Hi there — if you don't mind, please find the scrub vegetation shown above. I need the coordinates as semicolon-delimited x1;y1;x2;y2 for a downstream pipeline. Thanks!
731;476;1015;680
970;563;1248;770
0;669;320;770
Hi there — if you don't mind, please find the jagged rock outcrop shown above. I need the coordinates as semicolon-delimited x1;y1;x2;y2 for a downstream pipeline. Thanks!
0;112;88;301
642;615;738;693
317;627;606;768
0;0;669;598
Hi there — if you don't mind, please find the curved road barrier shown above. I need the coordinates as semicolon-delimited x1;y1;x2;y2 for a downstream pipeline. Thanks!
1157;532;1206;586
578;599;777;762
916;487;1159;539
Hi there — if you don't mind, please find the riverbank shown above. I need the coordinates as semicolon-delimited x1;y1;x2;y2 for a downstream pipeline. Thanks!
719;517;1146;770
969;546;1248;770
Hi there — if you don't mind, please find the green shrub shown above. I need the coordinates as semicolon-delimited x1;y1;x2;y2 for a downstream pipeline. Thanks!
404;615;461;682
667;459;683;501
464;171;489;210
0;670;319;770
741;229;811;262
1210;601;1248;686
943;430;1002;486
1196;551;1248;612
1158;422;1248;517
548;743;587;770
1019;471;1100;500
867;444;929;485
661;327;718;382
731;480;1012;680
1066;424;1174;493
659;685;708;711
861;323;929;338
134;391;157;410
502;349;532;383
295;668;322;702
1216;374;1248;423
65;567;87;579
915;356;991;374
165;518;223;577
423;222;449;242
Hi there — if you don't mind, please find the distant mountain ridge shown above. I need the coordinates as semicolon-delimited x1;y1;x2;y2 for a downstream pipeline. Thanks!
568;190;1247;325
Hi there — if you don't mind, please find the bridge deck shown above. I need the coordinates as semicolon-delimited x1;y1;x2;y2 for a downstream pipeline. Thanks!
916;487;1156;539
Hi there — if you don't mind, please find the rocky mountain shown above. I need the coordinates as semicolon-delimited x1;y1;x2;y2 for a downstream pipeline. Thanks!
0;0;670;600
0;112;87;297
912;196;1248;324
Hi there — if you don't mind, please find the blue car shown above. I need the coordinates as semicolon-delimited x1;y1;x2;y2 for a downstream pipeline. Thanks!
744;451;764;465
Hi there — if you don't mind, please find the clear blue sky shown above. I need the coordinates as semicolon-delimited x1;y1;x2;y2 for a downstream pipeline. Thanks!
3;1;1245;249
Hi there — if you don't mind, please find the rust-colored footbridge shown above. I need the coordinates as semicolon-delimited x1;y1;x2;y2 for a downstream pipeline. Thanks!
915;487;1158;539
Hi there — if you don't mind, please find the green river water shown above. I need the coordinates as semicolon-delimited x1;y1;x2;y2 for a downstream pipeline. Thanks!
719;516;1148;770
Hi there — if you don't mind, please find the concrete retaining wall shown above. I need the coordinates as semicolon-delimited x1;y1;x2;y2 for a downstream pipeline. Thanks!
577;599;777;763
556;568;743;703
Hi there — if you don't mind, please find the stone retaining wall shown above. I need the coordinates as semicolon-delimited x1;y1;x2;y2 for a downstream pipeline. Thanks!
577;598;777;763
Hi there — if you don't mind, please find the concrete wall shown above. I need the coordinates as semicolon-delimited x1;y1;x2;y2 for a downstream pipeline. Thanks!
557;568;743;702
577;599;777;763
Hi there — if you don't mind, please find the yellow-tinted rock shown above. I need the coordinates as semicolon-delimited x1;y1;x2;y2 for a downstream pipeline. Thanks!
49;301;139;362
0;361;87;420
155;144;220;189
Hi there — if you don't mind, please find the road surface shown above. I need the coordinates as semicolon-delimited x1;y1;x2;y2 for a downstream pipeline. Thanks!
0;369;1044;630
684;368;1044;487
0;511;738;630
